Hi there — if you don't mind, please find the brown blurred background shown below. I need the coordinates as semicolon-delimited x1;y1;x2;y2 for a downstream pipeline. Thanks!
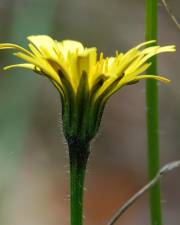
0;0;179;224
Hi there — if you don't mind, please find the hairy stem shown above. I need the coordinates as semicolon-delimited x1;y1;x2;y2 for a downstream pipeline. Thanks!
68;141;89;225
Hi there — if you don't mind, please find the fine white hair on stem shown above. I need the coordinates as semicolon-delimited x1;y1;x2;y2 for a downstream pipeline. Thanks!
107;160;180;225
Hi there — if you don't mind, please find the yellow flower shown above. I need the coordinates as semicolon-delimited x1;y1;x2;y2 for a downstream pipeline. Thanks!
0;35;175;142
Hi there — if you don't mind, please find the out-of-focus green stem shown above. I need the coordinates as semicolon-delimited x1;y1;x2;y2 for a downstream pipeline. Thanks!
145;1;162;225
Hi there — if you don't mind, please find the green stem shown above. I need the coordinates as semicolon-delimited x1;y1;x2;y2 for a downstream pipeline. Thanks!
145;1;162;225
68;141;89;225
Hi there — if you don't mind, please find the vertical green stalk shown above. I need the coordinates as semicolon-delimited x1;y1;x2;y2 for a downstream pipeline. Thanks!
68;141;89;225
145;1;162;225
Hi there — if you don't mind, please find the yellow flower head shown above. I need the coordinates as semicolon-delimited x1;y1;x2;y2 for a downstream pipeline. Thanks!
0;35;175;142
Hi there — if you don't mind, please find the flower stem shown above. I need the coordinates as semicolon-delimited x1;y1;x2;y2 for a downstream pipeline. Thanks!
107;161;180;225
145;1;162;225
68;141;89;225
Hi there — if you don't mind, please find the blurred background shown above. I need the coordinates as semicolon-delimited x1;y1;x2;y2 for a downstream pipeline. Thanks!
0;0;179;224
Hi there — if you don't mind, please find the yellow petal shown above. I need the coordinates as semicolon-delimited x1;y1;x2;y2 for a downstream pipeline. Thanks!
134;75;170;83
27;35;61;61
15;52;61;85
4;63;35;71
57;40;84;60
0;43;32;55
135;40;156;49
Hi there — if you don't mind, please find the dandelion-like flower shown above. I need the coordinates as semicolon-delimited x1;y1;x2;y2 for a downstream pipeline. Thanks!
0;35;176;225
0;35;175;148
